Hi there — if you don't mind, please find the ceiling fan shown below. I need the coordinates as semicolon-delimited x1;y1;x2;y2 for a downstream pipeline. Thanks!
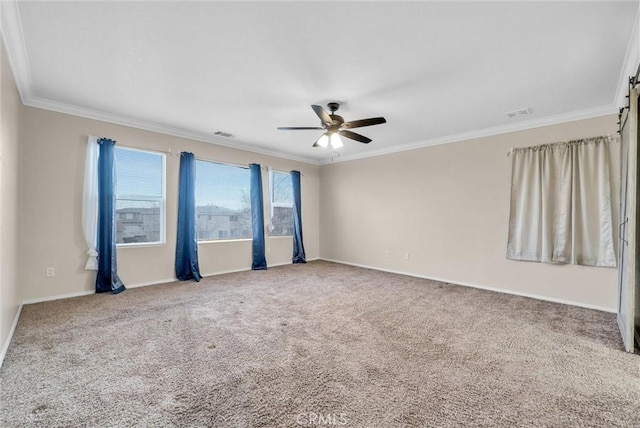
278;102;386;148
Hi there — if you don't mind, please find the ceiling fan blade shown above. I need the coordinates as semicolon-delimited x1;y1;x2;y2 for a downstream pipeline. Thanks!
277;126;325;130
311;105;333;126
341;117;386;129
339;130;372;144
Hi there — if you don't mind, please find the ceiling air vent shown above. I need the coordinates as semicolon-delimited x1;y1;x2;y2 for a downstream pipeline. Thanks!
214;131;234;138
505;107;532;118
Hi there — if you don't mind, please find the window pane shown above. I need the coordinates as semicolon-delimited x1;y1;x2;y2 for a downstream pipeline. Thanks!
195;160;252;241
271;171;293;236
115;147;164;245
272;171;293;205
272;206;293;236
116;200;161;244
115;148;163;199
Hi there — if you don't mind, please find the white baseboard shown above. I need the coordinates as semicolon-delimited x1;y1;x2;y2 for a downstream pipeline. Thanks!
1;303;23;369
126;278;177;289
22;290;94;305
201;257;320;277
20;258;322;303
271;257;320;267
20;280;179;301
320;258;616;313
201;267;251;277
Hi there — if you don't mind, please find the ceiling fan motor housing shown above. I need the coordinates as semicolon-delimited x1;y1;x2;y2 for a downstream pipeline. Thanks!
327;103;344;129
328;115;344;128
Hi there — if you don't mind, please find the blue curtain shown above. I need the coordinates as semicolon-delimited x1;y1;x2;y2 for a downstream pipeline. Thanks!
95;138;126;294
175;152;201;281
250;163;267;270
291;170;306;264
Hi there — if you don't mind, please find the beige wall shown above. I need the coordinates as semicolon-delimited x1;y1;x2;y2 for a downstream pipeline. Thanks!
19;107;320;301
320;115;620;311
0;40;22;356
17;108;621;311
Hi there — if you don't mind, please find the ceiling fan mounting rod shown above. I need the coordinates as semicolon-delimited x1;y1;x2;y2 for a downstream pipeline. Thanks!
327;102;340;113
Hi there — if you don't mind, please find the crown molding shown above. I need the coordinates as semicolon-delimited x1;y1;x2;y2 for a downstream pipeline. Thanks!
321;104;617;165
23;95;321;165
22;96;619;169
24;92;616;168
0;0;32;104
0;2;320;165
0;0;628;167
614;4;640;109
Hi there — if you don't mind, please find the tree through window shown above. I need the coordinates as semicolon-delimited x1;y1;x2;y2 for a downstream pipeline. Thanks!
271;171;293;236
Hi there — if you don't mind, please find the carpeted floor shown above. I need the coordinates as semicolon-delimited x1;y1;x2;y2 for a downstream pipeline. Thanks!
1;261;638;427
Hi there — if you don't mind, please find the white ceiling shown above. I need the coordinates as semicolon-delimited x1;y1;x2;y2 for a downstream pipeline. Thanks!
2;1;638;164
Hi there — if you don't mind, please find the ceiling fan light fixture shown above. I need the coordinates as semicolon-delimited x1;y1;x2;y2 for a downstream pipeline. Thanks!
317;134;329;148
330;133;343;149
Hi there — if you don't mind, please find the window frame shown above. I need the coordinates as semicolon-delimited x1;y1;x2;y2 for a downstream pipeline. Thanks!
115;146;167;248
269;169;294;237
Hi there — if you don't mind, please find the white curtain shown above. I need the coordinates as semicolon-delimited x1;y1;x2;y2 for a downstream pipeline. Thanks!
266;166;275;233
507;136;616;267
82;136;99;270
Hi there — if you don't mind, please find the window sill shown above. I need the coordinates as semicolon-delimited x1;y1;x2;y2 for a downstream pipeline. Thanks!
117;242;165;249
268;235;293;239
197;238;252;244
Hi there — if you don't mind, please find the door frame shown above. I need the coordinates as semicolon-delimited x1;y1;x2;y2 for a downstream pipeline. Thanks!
618;87;638;353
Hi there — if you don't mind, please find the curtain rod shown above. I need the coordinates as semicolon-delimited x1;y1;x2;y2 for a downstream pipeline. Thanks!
192;155;304;175
96;138;173;157
507;134;618;157
194;155;249;170
108;144;242;168
108;143;304;174
108;144;251;170
618;67;640;134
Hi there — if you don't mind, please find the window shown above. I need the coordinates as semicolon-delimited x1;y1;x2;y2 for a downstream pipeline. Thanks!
115;147;165;245
506;138;615;266
270;170;293;236
195;160;252;241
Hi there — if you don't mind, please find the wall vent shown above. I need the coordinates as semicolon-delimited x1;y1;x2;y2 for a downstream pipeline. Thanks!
214;131;234;138
505;107;532;118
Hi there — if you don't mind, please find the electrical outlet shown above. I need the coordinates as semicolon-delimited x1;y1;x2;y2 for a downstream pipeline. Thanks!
45;267;55;278
404;253;410;261
384;251;390;258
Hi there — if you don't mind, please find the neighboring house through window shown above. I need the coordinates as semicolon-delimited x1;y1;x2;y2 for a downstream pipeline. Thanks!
114;147;165;245
195;160;252;241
